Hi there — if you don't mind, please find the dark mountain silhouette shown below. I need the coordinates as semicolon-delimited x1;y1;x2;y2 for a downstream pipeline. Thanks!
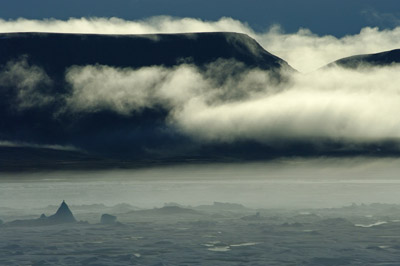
0;32;291;75
0;31;346;171
6;201;76;226
0;32;300;171
47;200;77;223
329;48;400;68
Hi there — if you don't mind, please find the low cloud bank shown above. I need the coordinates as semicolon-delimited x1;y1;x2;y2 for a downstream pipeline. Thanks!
1;17;400;72
64;61;279;115
1;18;400;154
2;56;400;149
0;140;79;151
63;63;400;145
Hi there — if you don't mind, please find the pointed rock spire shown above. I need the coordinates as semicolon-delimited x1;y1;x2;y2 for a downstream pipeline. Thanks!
48;200;76;223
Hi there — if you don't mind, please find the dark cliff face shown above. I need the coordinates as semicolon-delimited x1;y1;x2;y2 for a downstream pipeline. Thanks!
328;49;400;69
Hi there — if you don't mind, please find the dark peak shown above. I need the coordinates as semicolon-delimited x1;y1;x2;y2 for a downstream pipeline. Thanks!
48;200;76;223
55;200;69;214
327;48;400;69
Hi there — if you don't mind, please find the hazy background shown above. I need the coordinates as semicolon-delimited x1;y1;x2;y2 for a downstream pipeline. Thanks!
2;158;400;209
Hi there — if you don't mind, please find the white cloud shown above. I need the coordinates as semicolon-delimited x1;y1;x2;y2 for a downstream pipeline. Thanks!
0;57;53;109
64;62;400;146
64;64;206;114
64;60;280;114
172;65;400;143
0;140;80;151
0;16;250;35
259;25;400;72
1;17;400;72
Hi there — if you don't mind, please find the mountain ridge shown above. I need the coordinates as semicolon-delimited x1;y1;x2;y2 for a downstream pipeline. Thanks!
328;48;400;68
0;31;293;74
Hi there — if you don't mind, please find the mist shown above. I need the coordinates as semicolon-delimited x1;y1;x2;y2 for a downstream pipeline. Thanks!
2;157;400;210
39;62;400;147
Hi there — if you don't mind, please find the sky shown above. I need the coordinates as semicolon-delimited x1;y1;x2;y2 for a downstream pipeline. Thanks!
1;0;400;37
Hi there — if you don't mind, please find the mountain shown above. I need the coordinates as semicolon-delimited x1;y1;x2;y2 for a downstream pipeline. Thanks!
1;32;398;171
6;201;76;226
47;200;77;223
329;48;400;68
0;32;301;171
0;32;291;74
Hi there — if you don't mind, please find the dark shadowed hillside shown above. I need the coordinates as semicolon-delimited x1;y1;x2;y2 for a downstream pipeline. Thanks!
0;32;301;171
329;49;400;68
0;32;290;74
1;32;399;171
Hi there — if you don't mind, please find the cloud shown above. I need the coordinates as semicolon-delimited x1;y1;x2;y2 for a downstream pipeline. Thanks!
255;25;400;72
64;64;206;114
0;16;251;35
1;17;400;72
64;60;280;114
0;140;80;151
164;65;400;144
0;56;54;110
63;62;400;147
